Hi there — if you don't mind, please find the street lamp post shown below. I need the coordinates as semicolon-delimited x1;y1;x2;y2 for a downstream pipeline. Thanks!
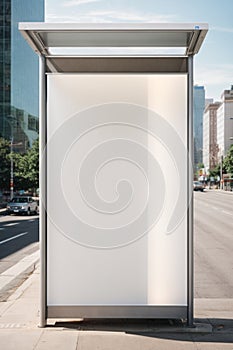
220;154;224;190
5;116;15;200
10;137;14;200
5;116;22;200
9;138;23;199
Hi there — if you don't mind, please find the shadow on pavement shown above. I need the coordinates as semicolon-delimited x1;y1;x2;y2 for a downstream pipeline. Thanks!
52;318;233;343
54;318;181;331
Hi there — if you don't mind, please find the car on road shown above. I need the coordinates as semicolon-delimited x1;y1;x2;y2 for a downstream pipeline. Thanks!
7;196;38;215
193;181;204;192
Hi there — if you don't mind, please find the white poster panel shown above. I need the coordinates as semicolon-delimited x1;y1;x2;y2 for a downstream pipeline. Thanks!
46;74;188;306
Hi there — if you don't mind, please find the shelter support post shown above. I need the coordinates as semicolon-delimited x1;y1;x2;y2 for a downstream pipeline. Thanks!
187;55;194;327
39;55;47;328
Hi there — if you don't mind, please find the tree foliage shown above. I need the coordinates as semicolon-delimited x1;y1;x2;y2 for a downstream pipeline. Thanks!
197;162;204;169
0;137;11;190
14;138;39;191
223;144;233;175
0;137;39;193
209;164;221;178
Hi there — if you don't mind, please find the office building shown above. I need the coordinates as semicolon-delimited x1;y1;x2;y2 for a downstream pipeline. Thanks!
0;0;44;152
203;102;220;172
217;86;233;158
205;98;213;107
193;85;205;168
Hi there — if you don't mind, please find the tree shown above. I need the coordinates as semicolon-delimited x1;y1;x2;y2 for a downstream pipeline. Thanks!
223;145;233;175
0;137;11;191
197;162;204;169
209;164;220;178
14;138;39;193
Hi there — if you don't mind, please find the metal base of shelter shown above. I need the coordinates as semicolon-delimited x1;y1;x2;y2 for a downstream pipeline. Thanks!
47;305;187;320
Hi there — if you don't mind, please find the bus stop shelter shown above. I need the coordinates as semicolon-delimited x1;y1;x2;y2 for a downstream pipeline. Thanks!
19;23;208;327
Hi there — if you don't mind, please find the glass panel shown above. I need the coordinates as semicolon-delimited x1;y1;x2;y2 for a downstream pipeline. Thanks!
47;73;188;306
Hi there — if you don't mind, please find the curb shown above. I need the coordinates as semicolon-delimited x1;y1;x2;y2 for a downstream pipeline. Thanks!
0;250;39;301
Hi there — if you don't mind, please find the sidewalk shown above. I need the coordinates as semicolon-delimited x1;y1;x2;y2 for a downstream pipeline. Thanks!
0;250;39;302
0;267;233;349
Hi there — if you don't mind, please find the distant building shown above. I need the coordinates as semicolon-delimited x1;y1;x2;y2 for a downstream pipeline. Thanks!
205;98;214;108
203;102;220;172
193;85;205;168
217;86;233;158
0;0;44;152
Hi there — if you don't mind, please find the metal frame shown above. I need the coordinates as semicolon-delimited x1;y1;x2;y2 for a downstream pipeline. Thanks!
19;22;208;56
47;305;187;319
45;57;188;73
19;22;207;327
187;56;194;327
39;56;47;328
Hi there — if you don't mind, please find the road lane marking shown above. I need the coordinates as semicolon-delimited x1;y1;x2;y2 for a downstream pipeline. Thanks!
28;219;35;222
0;232;28;245
4;223;19;227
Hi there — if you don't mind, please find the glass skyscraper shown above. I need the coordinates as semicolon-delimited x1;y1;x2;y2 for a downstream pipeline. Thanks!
193;85;205;168
0;0;44;153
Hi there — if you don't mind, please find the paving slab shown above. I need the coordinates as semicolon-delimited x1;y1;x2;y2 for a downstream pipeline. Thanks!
35;330;79;350
195;298;233;319
0;329;43;350
0;266;40;329
77;332;196;350
195;338;233;350
77;332;142;350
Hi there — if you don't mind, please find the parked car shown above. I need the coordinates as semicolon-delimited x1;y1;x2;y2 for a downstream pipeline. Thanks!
193;181;204;192
7;196;38;215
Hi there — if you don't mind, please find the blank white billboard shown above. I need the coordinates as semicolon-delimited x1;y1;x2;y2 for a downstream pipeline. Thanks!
46;74;188;306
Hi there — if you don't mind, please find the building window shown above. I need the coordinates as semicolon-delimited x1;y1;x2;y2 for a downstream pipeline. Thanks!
28;114;38;132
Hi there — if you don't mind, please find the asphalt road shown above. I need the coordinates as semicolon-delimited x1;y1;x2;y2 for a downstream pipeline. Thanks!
194;190;233;298
0;213;39;274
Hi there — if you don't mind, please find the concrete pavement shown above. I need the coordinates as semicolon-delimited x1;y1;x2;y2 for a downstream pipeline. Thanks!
0;266;233;349
0;250;39;302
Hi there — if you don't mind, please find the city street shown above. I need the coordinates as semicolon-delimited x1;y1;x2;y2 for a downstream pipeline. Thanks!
194;190;233;298
0;214;39;274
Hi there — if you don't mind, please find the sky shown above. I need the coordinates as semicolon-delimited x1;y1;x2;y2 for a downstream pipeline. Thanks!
45;0;233;101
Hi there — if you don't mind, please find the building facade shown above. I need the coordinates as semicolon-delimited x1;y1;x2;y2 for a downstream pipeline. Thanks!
193;85;205;168
203;102;220;172
205;98;213;107
217;86;233;159
0;0;44;152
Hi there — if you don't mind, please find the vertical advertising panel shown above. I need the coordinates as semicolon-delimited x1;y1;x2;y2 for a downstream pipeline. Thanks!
46;74;188;307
